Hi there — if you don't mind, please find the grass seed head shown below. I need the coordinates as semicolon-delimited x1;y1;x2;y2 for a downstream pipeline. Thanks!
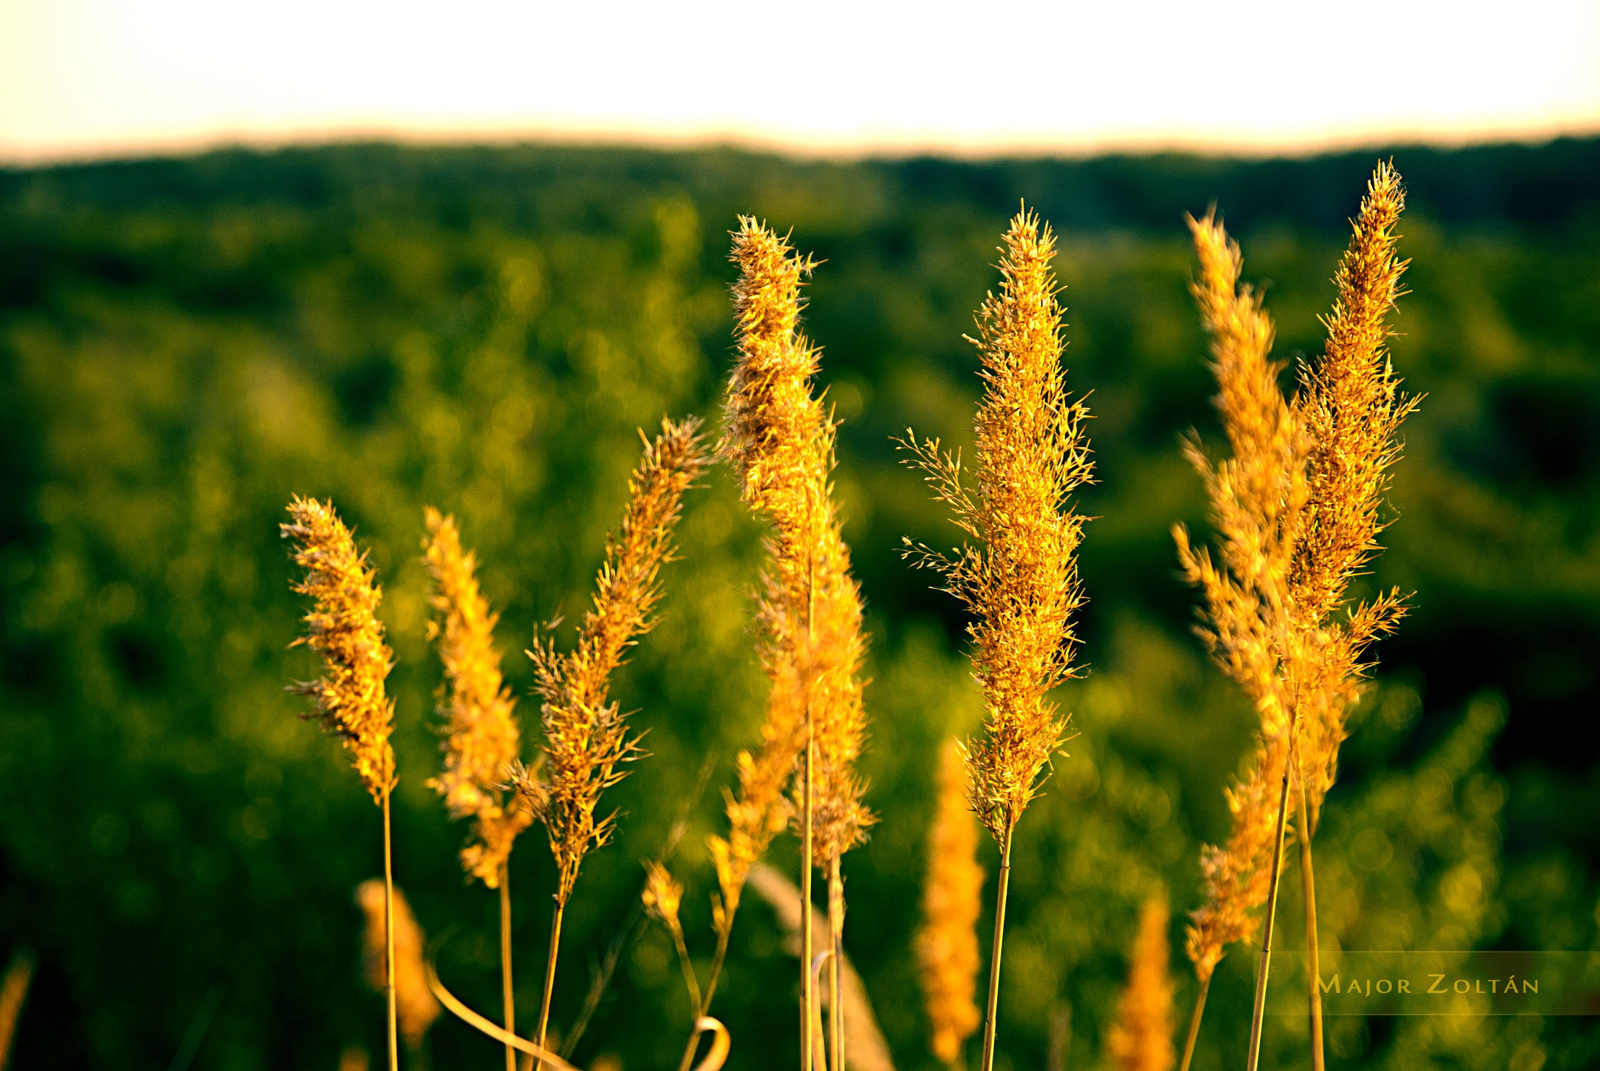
915;740;984;1065
281;496;396;803
1107;894;1176;1071
355;879;441;1052
422;509;531;887
902;207;1092;841
714;217;874;899
530;416;708;904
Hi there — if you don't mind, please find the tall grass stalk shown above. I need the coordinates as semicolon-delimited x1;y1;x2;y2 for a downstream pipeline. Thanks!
507;418;706;1070
903;208;1092;1071
421;508;529;1071
718;218;872;1071
1176;163;1414;1069
281;497;400;1071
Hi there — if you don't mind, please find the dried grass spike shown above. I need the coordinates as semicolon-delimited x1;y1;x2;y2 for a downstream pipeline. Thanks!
423;508;531;886
357;879;441;1052
915;740;984;1065
281;496;396;803
531;415;709;903
1107;895;1176;1071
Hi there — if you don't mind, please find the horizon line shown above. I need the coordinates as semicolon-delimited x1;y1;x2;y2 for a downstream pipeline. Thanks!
7;117;1600;170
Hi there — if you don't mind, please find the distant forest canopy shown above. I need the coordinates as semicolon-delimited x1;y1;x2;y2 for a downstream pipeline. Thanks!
3;134;1599;234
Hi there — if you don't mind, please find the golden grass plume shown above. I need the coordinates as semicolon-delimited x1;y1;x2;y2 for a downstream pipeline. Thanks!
357;879;441;1051
710;217;872;915
902;207;1093;842
515;416;709;905
915;740;984;1065
1107;895;1176;1071
422;508;531;887
281;496;396;803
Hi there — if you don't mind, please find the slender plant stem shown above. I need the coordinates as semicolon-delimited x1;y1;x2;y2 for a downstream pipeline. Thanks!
534;901;566;1071
979;824;1014;1071
1245;723;1300;1071
1298;778;1324;1071
828;855;844;1071
383;791;399;1071
801;728;815;1071
671;926;703;1016
1177;972;1211;1071
501;867;517;1071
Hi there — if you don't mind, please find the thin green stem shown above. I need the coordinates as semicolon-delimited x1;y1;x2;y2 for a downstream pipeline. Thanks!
1177;972;1211;1071
979;824;1014;1071
1298;777;1324;1071
501;867;516;1071
534;900;566;1071
1245;725;1300;1071
383;791;399;1071
670;925;703;1017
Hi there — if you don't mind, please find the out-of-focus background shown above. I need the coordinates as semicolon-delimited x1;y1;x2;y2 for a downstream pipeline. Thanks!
2;4;1599;1071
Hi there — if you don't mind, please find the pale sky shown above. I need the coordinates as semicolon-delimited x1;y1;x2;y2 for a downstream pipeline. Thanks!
3;0;1599;163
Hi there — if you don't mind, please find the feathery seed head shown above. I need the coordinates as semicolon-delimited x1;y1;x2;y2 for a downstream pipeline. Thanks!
1179;165;1417;976
356;879;441;1051
422;508;531;887
642;859;686;940
531;417;708;904
902;207;1092;841
715;216;873;895
1291;160;1418;627
281;496;396;803
915;740;984;1065
1107;895;1176;1071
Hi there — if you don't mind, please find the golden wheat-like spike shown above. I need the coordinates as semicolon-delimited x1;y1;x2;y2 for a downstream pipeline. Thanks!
422;508;531;887
903;207;1092;842
713;217;874;893
357;879;442;1052
281;496;397;803
1291;161;1417;628
915;740;984;1065
527;416;708;904
1108;895;1177;1071
1174;213;1306;979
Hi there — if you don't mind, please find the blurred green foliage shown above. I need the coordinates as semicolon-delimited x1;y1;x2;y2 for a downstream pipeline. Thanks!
1;140;1598;1070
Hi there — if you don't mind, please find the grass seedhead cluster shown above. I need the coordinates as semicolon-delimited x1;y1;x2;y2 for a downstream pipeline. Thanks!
1174;162;1418;1071
423;508;531;887
1107;896;1176;1071
282;496;397;803
525;416;709;905
903;206;1094;1071
903;209;1092;842
715;217;873;1071
915;740;984;1065
269;170;1423;1071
